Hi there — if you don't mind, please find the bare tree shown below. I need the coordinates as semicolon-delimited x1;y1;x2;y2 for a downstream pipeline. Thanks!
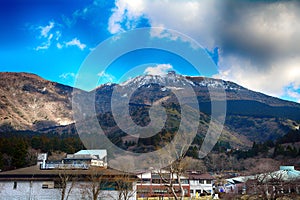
155;129;192;200
112;172;136;200
80;167;108;200
245;161;284;200
157;159;188;200
57;168;77;200
182;156;207;172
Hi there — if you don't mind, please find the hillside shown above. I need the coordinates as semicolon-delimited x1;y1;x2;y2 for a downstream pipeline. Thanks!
91;74;300;143
0;72;300;149
0;72;74;131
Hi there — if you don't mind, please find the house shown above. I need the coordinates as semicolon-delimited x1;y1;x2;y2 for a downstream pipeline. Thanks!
64;149;108;168
0;149;137;199
224;166;300;195
0;165;137;200
41;149;107;170
224;176;246;194
188;171;215;197
136;169;190;198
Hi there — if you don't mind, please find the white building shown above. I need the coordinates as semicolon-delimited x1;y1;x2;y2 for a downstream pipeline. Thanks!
0;149;136;200
0;165;137;200
188;172;215;197
42;149;108;170
224;166;300;195
65;149;108;168
136;169;190;198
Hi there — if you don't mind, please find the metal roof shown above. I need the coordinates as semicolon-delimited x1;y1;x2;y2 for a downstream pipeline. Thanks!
226;166;300;184
74;149;107;159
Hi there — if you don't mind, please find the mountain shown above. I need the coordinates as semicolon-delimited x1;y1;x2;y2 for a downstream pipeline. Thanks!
0;72;75;131
1;72;300;149
92;73;300;144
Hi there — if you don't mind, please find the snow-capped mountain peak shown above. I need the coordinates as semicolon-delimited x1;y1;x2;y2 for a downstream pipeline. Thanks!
119;72;243;91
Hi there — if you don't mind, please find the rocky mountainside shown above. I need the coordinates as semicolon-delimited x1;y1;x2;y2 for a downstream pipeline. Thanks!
93;73;300;144
1;72;300;148
0;72;74;131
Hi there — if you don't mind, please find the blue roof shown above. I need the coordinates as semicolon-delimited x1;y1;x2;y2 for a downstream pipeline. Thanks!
279;166;300;180
226;166;300;184
280;166;295;171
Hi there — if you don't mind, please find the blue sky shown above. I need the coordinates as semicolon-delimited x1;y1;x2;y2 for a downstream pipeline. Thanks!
0;0;115;86
0;0;300;103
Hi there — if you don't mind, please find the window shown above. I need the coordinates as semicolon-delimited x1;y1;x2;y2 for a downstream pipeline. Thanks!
153;189;167;194
206;180;212;184
98;181;133;191
42;181;54;189
137;178;151;184
181;179;189;184
138;189;150;194
151;179;161;184
184;189;189;194
13;181;17;189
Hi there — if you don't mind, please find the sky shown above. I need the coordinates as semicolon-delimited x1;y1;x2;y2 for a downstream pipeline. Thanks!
0;0;300;103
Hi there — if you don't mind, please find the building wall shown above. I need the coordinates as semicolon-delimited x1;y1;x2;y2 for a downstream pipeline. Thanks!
0;181;136;200
137;183;190;198
189;180;213;196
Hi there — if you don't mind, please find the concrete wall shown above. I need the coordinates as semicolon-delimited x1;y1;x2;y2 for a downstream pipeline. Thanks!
0;181;136;200
189;180;213;196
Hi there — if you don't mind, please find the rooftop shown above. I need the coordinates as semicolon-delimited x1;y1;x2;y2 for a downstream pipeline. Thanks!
74;149;107;159
189;173;215;180
0;165;136;181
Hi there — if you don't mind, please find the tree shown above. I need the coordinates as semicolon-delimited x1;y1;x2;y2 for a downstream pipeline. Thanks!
113;172;136;200
11;138;28;168
155;128;192;200
245;160;284;200
157;158;188;200
80;167;108;200
0;152;3;169
182;156;207;172
57;168;77;200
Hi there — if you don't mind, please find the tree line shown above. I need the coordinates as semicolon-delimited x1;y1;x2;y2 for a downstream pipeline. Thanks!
234;128;300;160
0;131;84;170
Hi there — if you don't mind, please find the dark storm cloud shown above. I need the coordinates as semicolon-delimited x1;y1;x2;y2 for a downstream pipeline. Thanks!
215;0;300;68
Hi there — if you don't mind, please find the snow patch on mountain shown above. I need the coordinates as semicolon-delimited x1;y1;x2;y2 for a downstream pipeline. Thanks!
119;72;243;91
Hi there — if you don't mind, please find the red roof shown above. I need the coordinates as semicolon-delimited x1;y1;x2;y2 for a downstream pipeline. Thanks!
189;173;214;180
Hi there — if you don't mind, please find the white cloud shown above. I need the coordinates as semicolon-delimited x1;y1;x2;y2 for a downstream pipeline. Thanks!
59;72;77;86
40;21;54;38
35;44;50;51
35;33;53;51
35;21;63;51
108;0;300;102
108;0;217;48
97;71;115;83
144;64;173;76
65;38;86;50
56;43;63;49
55;31;61;41
108;0;145;34
59;72;76;79
286;89;300;103
34;21;87;51
215;56;300;99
